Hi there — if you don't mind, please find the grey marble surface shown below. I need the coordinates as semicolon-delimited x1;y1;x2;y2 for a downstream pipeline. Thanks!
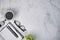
0;0;60;40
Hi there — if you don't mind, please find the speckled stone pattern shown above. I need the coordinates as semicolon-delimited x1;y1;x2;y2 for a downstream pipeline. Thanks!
0;0;60;40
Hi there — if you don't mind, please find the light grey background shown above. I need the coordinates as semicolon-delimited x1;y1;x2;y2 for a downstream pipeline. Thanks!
0;0;60;40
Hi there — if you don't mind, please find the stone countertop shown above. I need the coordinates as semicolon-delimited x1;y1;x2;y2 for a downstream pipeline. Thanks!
0;0;60;40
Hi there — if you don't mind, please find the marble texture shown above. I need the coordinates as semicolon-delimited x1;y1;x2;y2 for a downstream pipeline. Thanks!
0;0;60;40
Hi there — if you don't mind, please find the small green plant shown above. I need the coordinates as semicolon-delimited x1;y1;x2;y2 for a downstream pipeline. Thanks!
25;34;35;40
